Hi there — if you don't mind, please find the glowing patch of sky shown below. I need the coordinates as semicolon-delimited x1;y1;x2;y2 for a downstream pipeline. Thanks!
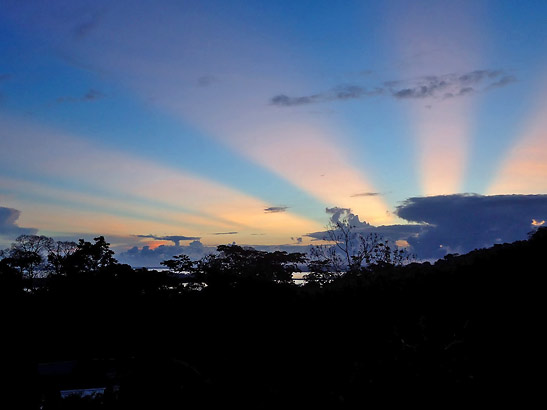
488;77;547;195
1;0;547;253
32;1;393;224
0;25;327;225
383;0;485;196
0;115;323;246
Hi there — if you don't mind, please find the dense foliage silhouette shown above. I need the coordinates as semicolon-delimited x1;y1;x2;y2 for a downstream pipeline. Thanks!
1;229;545;408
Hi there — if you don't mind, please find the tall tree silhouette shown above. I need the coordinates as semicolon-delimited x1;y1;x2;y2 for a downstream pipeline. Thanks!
306;212;413;284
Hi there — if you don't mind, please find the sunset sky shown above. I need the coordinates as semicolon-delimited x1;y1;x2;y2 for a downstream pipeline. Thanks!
1;0;546;264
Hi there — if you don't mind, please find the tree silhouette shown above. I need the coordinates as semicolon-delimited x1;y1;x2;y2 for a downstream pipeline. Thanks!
160;253;193;274
306;212;413;284
1;234;54;279
47;240;78;275
164;245;307;289
63;236;117;274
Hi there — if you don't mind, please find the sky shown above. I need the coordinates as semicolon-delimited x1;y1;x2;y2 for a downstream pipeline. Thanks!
1;0;547;265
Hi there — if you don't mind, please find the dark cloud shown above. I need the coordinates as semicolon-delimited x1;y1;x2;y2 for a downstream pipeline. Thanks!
118;240;214;267
306;207;423;244
270;94;322;106
393;85;436;99
57;89;105;103
72;8;105;39
395;194;547;259
197;75;217;87
0;206;38;237
350;192;381;198
306;195;547;261
136;234;201;246
458;69;501;84
213;231;238;235
118;240;312;268
270;85;383;106
271;69;515;106
264;206;288;213
487;75;517;90
388;70;512;100
83;89;104;100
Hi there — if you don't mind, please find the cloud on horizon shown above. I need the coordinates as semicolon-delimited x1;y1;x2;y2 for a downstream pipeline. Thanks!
395;194;547;258
306;206;424;244
136;234;201;246
306;194;547;260
350;192;381;198
264;206;288;213
0;206;38;239
117;240;313;268
118;240;212;267
271;69;515;106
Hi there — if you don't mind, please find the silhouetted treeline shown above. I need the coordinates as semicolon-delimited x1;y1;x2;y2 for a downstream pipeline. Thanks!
1;230;545;408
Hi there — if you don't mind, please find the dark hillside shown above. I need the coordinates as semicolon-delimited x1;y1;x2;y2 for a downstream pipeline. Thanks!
1;229;545;408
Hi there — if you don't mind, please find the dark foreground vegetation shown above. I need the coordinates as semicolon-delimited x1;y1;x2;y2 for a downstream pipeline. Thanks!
1;229;545;408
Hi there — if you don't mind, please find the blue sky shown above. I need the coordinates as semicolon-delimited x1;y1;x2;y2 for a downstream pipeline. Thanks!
1;0;546;261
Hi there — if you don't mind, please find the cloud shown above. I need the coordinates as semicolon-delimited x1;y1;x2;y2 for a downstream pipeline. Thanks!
0;206;38;238
123;195;547;266
72;8;106;39
136;234;201;246
270;94;323;106
395;194;547;259
57;89;105;103
486;75;517;90
271;69;515;106
197;75;217;87
213;231;238;235
270;85;383;106
389;70;511;100
118;240;215;267
306;207;423;244
350;192;381;198
83;89;104;101
264;206;288;213
117;240;314;268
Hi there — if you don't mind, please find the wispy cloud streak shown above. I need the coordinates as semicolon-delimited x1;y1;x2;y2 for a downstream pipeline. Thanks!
270;69;515;106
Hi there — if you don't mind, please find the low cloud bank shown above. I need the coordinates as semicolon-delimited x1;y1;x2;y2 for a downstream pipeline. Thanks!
0;206;38;239
395;194;547;259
